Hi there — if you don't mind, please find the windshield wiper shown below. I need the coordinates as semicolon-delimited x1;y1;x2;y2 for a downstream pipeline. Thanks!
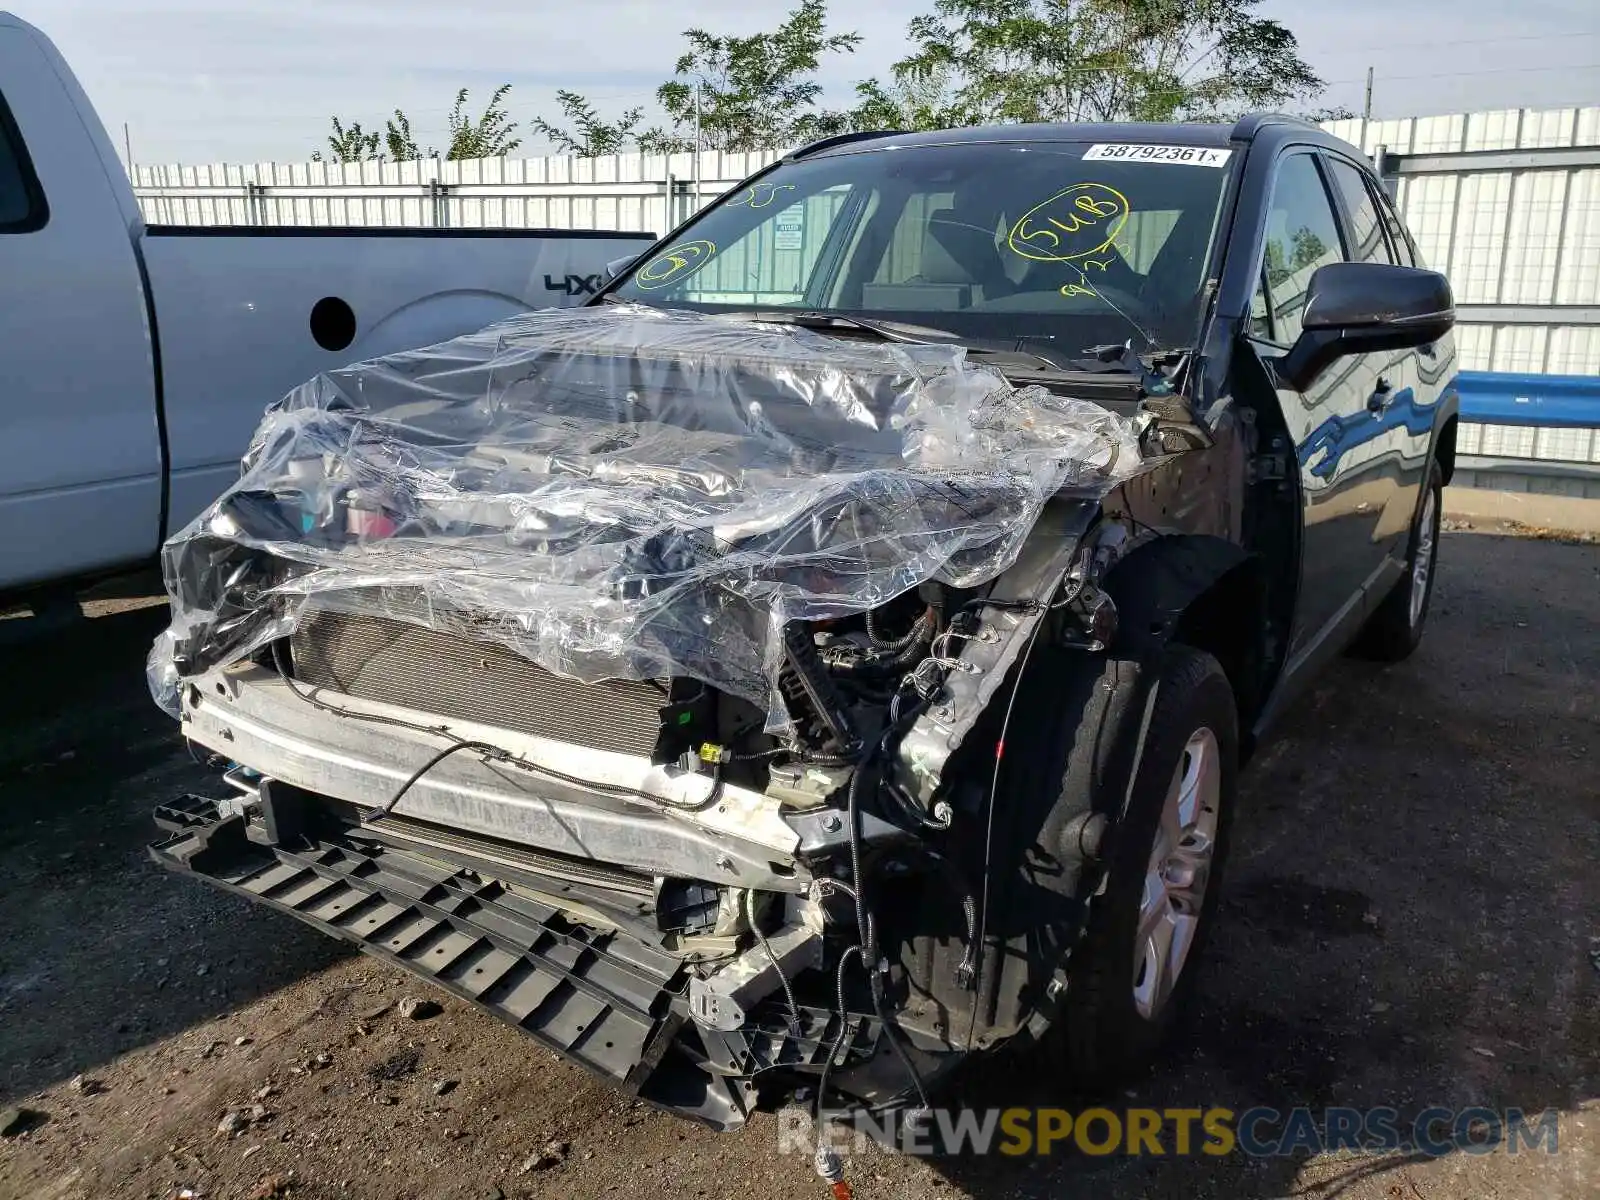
716;309;960;345
709;308;1170;389
721;310;1142;378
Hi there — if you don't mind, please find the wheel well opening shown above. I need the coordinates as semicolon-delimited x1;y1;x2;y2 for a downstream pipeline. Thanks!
1435;416;1458;486
1171;562;1269;759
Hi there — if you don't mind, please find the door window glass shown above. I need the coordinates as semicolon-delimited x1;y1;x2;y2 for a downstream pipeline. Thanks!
1259;154;1344;345
1249;266;1273;340
1325;157;1394;266
1368;175;1418;266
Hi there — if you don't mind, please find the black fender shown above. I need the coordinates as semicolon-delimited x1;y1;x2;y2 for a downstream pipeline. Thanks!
1425;384;1461;486
1101;533;1253;659
954;532;1258;1044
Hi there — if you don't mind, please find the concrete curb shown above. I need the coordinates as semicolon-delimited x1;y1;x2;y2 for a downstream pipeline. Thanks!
1443;486;1600;535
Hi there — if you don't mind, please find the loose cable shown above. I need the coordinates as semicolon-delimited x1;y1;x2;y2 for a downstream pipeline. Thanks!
745;888;804;1036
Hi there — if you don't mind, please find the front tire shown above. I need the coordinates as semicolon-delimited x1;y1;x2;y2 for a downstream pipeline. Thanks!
1350;460;1443;662
1048;645;1238;1088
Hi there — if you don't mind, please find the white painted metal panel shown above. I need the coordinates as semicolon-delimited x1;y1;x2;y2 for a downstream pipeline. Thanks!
1501;171;1566;304
1447;172;1513;303
1453;324;1494;370
1546;327;1600;373
142;229;653;531
1556;170;1600;305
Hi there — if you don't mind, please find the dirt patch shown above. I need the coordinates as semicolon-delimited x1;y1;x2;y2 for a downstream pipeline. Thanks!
0;532;1595;1200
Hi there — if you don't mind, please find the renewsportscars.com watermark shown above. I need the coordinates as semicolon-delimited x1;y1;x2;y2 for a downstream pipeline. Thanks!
779;1106;1563;1158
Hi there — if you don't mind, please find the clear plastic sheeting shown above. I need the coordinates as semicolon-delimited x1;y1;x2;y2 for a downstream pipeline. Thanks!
149;303;1148;723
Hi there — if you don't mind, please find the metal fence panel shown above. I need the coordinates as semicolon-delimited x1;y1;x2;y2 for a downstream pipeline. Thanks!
132;109;1600;488
135;149;785;235
1323;105;1600;379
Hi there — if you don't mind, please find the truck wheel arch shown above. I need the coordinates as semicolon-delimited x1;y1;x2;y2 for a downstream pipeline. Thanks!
348;289;531;362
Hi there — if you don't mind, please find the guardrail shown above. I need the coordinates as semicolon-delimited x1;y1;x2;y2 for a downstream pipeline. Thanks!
1453;372;1600;498
1455;372;1600;426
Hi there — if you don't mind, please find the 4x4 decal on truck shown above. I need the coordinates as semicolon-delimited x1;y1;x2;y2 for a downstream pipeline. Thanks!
545;273;603;297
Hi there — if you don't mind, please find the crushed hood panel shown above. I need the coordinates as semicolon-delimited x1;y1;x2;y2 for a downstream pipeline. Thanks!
149;303;1150;720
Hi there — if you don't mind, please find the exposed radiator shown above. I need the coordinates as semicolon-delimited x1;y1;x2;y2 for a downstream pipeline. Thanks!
287;609;668;758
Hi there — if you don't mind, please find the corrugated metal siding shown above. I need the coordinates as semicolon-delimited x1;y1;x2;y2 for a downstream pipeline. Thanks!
135;149;786;235
1323;106;1600;375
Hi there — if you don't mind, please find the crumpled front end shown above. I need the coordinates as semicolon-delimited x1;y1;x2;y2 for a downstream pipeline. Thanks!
147;303;1156;1124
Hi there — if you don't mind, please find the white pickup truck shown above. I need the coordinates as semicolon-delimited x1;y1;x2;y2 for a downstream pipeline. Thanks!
0;12;653;596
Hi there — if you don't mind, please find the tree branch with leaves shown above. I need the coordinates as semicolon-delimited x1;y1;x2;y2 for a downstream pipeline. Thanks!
313;84;521;163
311;117;380;164
885;0;1329;128
444;85;522;159
528;90;649;158
535;0;866;156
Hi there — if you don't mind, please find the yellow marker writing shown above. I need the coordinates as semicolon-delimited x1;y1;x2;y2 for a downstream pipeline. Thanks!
726;183;797;209
1008;182;1131;264
634;239;717;290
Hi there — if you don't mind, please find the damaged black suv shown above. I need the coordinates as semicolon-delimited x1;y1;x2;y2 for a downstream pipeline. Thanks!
149;116;1457;1131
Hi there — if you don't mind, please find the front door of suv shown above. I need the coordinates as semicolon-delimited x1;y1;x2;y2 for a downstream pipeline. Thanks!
1320;151;1433;556
1245;149;1401;663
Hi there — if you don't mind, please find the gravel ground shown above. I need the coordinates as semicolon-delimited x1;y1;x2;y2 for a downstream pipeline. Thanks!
0;527;1595;1200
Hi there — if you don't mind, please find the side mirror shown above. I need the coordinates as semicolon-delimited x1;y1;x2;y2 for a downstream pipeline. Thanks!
603;253;641;283
1277;262;1455;392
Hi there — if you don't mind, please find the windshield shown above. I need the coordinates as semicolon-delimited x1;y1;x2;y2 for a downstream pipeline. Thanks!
610;140;1236;352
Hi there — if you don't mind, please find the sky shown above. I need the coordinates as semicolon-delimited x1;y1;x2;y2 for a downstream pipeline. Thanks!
9;0;1600;165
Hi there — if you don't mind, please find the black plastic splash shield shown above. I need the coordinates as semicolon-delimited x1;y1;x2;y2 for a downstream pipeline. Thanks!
149;794;889;1129
147;795;757;1124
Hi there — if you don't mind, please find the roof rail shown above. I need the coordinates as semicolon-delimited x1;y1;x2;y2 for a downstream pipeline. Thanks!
785;129;905;160
1230;112;1322;141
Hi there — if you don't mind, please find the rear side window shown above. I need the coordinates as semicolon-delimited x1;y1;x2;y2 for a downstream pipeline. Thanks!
1255;152;1344;345
1324;157;1394;265
0;87;47;232
1368;175;1419;267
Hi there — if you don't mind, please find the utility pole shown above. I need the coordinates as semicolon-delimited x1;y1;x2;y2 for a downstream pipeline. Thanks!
1361;66;1374;152
691;82;702;219
122;121;133;172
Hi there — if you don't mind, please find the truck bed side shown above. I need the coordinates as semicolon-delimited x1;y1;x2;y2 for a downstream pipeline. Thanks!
0;13;655;593
144;226;653;531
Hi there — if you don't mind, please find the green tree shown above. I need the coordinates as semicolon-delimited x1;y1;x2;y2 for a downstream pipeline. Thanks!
314;85;521;163
884;0;1327;127
847;67;963;132
443;84;522;159
659;0;861;150
382;108;431;161
527;1;864;154
311;117;381;163
529;90;647;158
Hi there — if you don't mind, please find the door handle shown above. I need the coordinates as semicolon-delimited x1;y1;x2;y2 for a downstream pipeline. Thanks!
1418;343;1438;358
1367;377;1393;415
